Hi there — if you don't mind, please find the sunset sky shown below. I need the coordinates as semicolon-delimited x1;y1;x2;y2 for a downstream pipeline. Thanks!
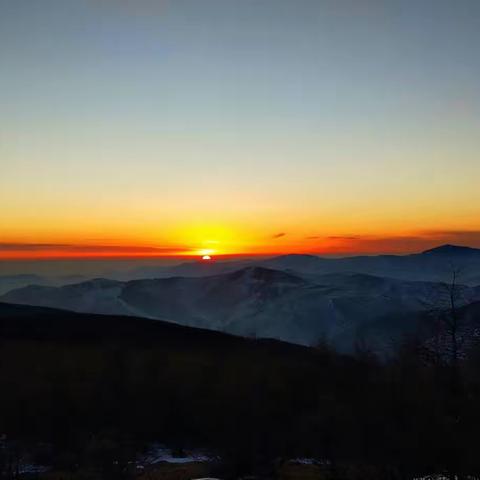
1;0;480;260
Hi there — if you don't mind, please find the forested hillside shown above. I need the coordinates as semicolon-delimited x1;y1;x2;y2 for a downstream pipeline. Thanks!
1;303;480;479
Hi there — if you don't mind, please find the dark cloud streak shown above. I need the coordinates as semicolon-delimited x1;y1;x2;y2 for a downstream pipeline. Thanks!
0;243;191;254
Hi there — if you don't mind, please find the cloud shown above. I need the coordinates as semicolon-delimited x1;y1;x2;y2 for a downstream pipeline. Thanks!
305;235;359;241
419;230;480;242
302;230;480;255
271;232;286;239
0;243;71;251
0;243;192;257
326;236;360;241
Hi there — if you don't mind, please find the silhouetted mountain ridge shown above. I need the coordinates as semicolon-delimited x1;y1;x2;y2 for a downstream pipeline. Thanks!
422;244;480;256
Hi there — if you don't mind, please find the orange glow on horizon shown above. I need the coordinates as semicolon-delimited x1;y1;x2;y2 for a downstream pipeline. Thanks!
2;228;480;261
2;221;480;261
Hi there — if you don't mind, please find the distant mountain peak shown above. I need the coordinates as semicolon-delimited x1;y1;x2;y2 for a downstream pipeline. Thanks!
226;266;305;284
274;253;319;260
422;244;480;255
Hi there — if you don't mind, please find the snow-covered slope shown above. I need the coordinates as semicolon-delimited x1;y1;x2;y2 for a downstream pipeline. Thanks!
0;273;91;295
1;278;132;316
0;275;47;295
3;266;480;352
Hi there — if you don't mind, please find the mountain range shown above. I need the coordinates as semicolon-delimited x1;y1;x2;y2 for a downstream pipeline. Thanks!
3;244;480;353
125;244;480;284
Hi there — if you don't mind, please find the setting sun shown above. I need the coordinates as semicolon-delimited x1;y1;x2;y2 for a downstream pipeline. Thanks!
197;247;216;257
202;255;212;261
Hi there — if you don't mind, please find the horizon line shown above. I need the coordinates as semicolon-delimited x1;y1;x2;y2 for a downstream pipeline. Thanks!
0;243;476;262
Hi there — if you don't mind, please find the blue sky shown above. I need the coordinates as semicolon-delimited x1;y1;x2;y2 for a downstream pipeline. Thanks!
1;0;480;257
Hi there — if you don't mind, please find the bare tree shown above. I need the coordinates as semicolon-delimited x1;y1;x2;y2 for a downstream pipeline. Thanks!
422;266;472;368
444;268;463;367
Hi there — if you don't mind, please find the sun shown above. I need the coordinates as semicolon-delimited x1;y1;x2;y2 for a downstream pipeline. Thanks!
198;248;215;259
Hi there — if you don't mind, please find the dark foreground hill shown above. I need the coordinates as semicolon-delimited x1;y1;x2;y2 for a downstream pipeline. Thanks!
1;302;480;479
0;301;300;351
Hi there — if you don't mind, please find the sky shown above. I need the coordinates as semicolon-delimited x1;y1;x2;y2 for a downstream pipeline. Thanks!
1;0;480;260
